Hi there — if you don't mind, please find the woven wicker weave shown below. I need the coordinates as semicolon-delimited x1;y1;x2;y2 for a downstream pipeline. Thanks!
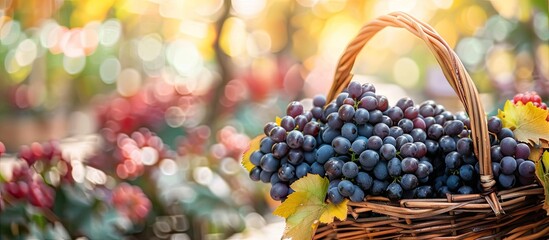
316;12;548;239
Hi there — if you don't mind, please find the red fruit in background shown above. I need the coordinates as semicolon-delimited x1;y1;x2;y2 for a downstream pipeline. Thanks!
112;183;151;222
27;180;55;208
0;142;5;155
512;91;549;121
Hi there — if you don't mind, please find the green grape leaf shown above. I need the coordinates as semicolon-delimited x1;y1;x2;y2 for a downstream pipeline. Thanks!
535;150;549;215
273;174;348;240
241;134;264;172
498;101;549;148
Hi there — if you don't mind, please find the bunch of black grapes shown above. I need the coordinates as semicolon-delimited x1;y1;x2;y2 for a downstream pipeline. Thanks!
247;81;536;203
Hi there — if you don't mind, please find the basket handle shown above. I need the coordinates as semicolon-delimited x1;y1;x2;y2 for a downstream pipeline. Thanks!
327;12;503;214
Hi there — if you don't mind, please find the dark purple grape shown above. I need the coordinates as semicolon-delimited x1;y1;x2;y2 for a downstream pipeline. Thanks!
443;120;464;136
400;174;418;190
250;150;263;166
280;116;296;131
398;119;414;133
264;122;277;136
404;106;419;119
269;126;287;142
321;127;339;143
416;186;433;198
287;149;304;165
487;116;502;134
498;174;515;189
310;162;325;176
324;158;344;179
386;182;403;200
499;137;517;156
386;106;403;123
500;156;517;175
383;136;396;146
359;150;379;171
270;183;289;201
260;153;279;172
446;175;461;191
373;161;389;180
425;139;439;155
368;110;383;124
315;144;335;164
295;163;311;178
294;115;308;131
302;135;316;152
445;151;461;170
373;123;390;139
415;163;430;179
303;121;320;136
381;115;393;126
286;101;304;118
357;124;373;137
414;142;427;158
347;81;363;99
410;128;427;142
456;138;473;156
332;136;351;155
311;107;323;120
286;130;304;149
249;167;261;181
270;173;281;184
459;164;474;181
272;142;289;158
260;170;273;183
362;83;376;93
358;96;378;110
376;95;389;111
457;185;474;194
350;137;368;154
341;123;358;142
388;158;401;177
498;128;514;140
401;157;419;173
367;136;383;151
338;180;356;197
439;135;456;153
419;105;435;117
389;126;404;138
336;92;349;106
427;124;444;140
515;143;531;160
304;151;315;164
380;144;397;160
413;118;426;130
350;187;365;202
327;112;344;129
490;146;503;162
370;180;389;195
260;137;275;153
342;161;359;178
338;104;355;122
355;172;373;191
328;187;344;204
491;162;501;177
400;143;418;158
313;95;327;107
518;160;535;178
423;117;436;130
354;108;370;124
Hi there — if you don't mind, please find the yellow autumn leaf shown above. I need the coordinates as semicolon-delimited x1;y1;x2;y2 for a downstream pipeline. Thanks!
273;174;348;240
241;134;264;172
497;101;549;148
535;150;549;215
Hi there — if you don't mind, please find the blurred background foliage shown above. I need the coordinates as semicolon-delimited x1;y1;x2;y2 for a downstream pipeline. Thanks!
0;0;548;239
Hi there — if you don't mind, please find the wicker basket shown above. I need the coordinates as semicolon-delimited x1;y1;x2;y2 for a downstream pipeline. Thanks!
315;12;548;239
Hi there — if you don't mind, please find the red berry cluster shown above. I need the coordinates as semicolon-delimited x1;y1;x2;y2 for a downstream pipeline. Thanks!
115;128;175;179
3;164;55;208
111;183;151;222
19;141;73;183
177;125;211;156
512;91;549;121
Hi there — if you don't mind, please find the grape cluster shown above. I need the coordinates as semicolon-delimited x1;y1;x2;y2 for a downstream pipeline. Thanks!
512;91;549;121
247;81;541;203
